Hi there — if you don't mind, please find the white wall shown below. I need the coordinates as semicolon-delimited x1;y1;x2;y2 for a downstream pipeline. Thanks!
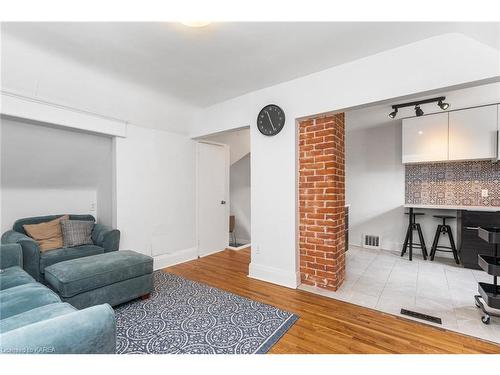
115;124;197;269
345;119;405;251
1;118;113;231
204;128;251;165
230;153;251;243
1;31;199;269
2;188;97;229
1;31;199;134
191;33;500;288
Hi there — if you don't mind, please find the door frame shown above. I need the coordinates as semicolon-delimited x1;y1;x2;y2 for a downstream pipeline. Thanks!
195;140;230;258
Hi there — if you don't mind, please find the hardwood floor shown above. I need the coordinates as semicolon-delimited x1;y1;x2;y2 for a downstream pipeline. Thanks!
164;248;500;353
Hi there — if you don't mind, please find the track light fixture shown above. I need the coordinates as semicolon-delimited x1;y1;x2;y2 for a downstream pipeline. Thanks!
438;99;450;110
388;96;450;119
388;108;398;119
415;105;424;117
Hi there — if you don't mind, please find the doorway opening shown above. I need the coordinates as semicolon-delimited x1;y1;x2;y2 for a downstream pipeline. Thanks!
197;127;251;256
298;80;500;343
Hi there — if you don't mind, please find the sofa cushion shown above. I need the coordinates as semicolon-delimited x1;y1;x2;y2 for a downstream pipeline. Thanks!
60;219;94;247
0;283;61;320
45;250;153;298
23;215;69;252
13;214;95;236
0;302;75;334
0;266;36;291
39;245;104;274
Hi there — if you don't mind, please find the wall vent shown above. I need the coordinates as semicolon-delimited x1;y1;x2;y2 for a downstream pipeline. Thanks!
363;234;381;249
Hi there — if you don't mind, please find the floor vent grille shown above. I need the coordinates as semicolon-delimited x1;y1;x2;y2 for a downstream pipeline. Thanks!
363;234;380;249
400;309;442;324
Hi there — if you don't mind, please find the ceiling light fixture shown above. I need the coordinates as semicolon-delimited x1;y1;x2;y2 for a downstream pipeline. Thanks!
181;21;211;28
388;108;398;119
388;96;449;119
438;99;450;110
415;105;424;117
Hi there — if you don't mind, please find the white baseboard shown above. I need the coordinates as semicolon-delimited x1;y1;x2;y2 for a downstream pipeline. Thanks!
227;243;251;251
248;262;299;289
153;247;198;270
351;241;402;253
198;248;226;258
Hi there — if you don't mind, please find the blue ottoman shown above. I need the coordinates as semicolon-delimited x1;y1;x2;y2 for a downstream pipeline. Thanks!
44;250;153;309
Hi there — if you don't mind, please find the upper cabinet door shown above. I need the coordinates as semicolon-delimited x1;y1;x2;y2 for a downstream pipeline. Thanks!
402;112;449;164
449;105;498;161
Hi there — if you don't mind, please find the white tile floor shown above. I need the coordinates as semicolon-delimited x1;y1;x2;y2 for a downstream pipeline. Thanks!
299;246;500;343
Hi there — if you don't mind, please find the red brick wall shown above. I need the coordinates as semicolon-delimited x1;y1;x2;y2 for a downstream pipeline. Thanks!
298;113;345;291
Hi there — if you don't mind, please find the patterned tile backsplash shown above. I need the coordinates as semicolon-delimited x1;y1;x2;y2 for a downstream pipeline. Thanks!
406;161;500;207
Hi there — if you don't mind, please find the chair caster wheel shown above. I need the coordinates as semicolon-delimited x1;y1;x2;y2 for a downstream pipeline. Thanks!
481;315;490;325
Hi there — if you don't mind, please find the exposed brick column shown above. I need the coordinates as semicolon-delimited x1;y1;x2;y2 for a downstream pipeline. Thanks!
298;113;345;291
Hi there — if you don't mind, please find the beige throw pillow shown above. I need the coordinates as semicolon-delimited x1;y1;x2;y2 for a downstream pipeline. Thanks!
23;215;69;252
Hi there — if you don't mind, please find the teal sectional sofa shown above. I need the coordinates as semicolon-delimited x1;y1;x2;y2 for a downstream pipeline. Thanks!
0;244;116;354
1;214;120;282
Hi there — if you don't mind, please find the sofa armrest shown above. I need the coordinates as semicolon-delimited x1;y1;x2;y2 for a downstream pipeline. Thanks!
0;304;116;354
1;230;41;281
0;243;23;269
92;224;120;252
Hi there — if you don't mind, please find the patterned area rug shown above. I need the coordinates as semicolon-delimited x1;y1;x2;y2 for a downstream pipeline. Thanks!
114;271;298;354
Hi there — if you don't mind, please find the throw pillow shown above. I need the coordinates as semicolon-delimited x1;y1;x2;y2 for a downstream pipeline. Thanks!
23;215;69;252
60;219;94;248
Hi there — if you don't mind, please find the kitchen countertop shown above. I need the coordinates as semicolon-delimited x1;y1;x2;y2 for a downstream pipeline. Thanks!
404;204;500;212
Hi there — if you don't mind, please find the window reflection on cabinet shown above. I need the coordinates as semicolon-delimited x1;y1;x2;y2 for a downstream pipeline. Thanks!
402;112;449;163
448;105;498;161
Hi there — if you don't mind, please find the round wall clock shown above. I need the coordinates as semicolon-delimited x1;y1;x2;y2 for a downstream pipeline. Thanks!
257;104;285;136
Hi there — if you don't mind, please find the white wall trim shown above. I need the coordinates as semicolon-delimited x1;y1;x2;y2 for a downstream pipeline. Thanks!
227;243;251;251
153;247;198;271
199;248;227;258
1;90;128;137
248;262;300;289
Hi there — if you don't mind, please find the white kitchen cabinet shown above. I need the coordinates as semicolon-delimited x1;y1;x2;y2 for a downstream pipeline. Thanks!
402;112;449;163
448;105;498;161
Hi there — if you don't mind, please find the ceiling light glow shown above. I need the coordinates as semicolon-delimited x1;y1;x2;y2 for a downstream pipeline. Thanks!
181;21;211;28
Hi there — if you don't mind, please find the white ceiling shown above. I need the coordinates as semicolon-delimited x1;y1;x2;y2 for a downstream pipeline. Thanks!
346;81;500;131
2;22;500;107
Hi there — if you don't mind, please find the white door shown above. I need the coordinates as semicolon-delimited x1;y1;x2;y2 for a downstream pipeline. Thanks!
197;142;229;257
449;105;498;161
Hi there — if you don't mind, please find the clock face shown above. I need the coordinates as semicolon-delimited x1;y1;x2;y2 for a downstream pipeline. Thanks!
257;104;285;136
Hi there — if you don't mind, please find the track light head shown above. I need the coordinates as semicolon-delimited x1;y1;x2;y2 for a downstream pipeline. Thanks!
438;100;450;110
388;108;398;119
415;105;424;117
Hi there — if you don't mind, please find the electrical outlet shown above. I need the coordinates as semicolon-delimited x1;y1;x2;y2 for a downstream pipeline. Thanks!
254;245;260;254
481;189;489;198
90;202;96;211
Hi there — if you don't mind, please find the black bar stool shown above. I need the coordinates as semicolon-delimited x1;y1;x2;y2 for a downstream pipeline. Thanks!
401;208;427;261
430;215;459;264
